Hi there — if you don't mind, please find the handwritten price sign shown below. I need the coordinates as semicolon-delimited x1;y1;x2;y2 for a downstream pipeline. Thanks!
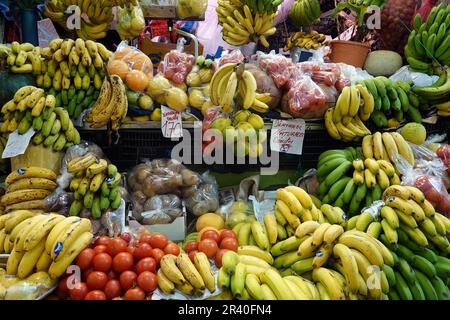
270;119;306;155
161;105;183;139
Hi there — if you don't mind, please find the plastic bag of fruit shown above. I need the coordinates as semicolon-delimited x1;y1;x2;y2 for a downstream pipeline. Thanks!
218;49;245;67
415;175;450;215
107;41;153;93
183;172;219;217
116;3;146;40
186;56;216;87
256;51;294;89
157;39;195;85
176;0;207;19
139;194;184;225
436;144;450;175
0;272;56;300
281;75;328;119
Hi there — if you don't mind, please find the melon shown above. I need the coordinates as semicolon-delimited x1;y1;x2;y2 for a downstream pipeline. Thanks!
401;123;427;145
364;50;403;76
195;213;225;232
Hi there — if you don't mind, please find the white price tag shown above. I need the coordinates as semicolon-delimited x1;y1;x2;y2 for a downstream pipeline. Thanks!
161;105;183;139
270;119;306;155
2;129;35;159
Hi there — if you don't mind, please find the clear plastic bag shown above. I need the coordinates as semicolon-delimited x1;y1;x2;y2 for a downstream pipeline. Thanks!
116;4;146;40
184;172;219;217
218;49;245;67
157;39;196;84
436;144;450;175
177;0;208;19
284;75;328;119
107;41;154;92
0;272;56;300
256;51;294;89
139;194;183;225
415;175;450;215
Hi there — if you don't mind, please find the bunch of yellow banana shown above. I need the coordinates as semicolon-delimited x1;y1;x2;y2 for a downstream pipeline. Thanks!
1;86;81;152
350;158;399;194
217;0;277;47
209;63;270;113
324;85;372;142
67;153;121;219
0;212;93;280
361;132;415;171
5;42;39;74
435;101;450;117
44;0;115;40
85;75;128;131
34;38;111;93
115;5;145;40
157;252;216;296
284;31;328;51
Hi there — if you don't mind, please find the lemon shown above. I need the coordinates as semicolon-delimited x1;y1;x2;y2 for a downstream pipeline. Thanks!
151;108;161;121
188;89;205;109
247;113;264;130
165;87;189;112
147;74;171;98
186;72;202;87
138;95;154;110
211;118;232;131
400;122;426;145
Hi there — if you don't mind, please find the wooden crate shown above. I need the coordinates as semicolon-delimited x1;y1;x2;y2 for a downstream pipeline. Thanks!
11;144;64;174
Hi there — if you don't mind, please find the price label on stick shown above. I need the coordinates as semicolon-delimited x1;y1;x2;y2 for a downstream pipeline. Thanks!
270;119;306;155
161;105;183;139
2;129;35;159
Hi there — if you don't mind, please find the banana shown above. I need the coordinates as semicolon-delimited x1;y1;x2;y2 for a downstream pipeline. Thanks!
284;186;313;210
275;200;300;229
48;231;93;279
338;233;384;266
241;70;257;109
250;221;269;250
312;268;346;300
6;248;25;275
297;236;320;259
35;250;52;272
385;196;414;215
312;243;333;268
231;263;246;298
237;246;273;265
356;212;374;232
52;218;91;261
260;268;293;300
245;273;263;300
1;189;51;206
390;132;414;166
263;214;277;245
45;216;81;254
323;224;345;244
23;214;65;251
67;154;97;173
7;177;57;193
17;239;46;278
160;254;186;286
403;186;425;204
6;167;57;185
311;223;331;246
176;253;205;290
157;268;175;294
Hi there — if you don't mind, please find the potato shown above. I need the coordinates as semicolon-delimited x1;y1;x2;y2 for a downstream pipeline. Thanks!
128;174;138;190
166;159;182;173
180;185;198;198
181;169;200;186
143;176;156;197
144;197;162;211
132;190;147;205
136;167;152;183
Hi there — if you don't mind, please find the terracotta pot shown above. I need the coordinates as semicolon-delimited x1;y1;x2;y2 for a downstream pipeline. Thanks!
329;40;371;68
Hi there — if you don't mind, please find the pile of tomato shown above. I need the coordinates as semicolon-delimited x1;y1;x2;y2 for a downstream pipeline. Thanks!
57;232;180;300
183;229;238;268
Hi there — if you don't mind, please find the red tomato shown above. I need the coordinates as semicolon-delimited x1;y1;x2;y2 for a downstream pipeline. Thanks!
148;234;168;249
83;267;94;281
57;276;70;298
164;242;180;256
137;271;158;292
200;230;220;243
136;257;156;274
188;250;198;263
215;249;230;267
120;232;132;244
134;242;153;260
219;230;237;242
76;248;95;271
119;270;137;290
85;290;106;300
220;237;238;251
198;239;218;258
69;282;89;300
151;248;165;266
107;270;118;280
95;236;111;247
107;238;128;257
92;253;112;273
104;279;122;300
124;287;145;300
139;233;153;245
112;252;134;273
93;245;108;255
86;271;108;290
183;241;198;253
125;245;136;256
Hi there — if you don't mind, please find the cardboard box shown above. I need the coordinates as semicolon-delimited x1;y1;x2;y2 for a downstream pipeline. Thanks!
143;215;186;242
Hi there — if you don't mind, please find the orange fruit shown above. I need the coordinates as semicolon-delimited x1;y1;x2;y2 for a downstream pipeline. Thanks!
126;70;149;92
107;60;129;80
113;47;133;60
132;54;152;70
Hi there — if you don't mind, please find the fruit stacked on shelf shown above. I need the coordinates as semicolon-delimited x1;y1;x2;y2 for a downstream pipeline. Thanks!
177;0;208;19
0;212;93;280
146;74;190;112
188;86;211;111
0;167;57;213
207;111;267;158
126;90;154;111
67;153;121;219
44;0;119;40
241;0;283;13
186;56;215;87
59;233;177;300
290;0;321;28
1;86;81;151
405;3;450;74
85;75;128;131
115;4;145;40
48;86;99;120
357;77;422;128
5;42;41;74
0;271;57;300
361;131;415;169
216;0;278;47
324;85;372;142
284;31;328;52
411;68;450;106
210;63;271;113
